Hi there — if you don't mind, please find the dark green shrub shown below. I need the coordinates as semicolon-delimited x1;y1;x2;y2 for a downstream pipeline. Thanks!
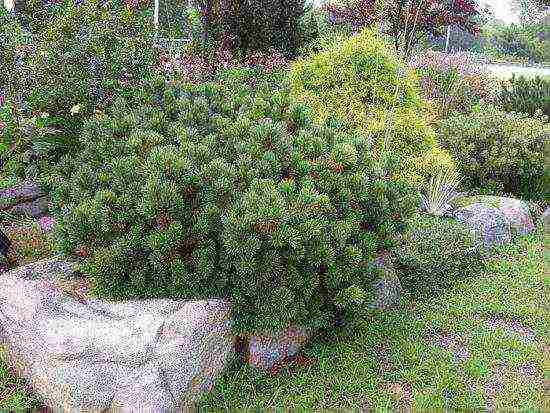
496;74;550;117
0;0;160;180
45;67;421;334
182;0;309;57
219;0;308;58
483;22;545;64
394;214;483;296
437;104;548;202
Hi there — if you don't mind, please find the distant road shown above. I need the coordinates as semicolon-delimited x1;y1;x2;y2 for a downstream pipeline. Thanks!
485;64;550;79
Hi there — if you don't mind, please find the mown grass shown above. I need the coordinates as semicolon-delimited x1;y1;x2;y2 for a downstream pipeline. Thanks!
0;224;547;410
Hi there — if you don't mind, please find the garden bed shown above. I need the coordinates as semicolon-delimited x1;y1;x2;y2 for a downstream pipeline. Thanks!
1;227;546;410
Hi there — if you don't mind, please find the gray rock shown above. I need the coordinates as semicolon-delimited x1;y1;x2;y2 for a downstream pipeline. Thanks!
451;196;535;237
367;252;404;310
0;180;45;208
453;203;512;250
0;180;48;218
371;270;403;310
4;257;79;281
248;326;311;370
8;197;49;218
0;259;234;412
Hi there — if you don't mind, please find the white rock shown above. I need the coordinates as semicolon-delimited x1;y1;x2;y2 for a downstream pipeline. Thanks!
0;259;234;411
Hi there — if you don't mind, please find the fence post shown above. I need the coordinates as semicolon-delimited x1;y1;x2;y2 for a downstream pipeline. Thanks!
154;0;160;41
445;25;451;54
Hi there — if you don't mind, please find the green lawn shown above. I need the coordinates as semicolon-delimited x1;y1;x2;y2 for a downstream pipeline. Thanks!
1;226;548;410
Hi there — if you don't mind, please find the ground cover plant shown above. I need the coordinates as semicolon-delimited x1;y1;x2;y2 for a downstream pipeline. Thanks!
394;214;483;296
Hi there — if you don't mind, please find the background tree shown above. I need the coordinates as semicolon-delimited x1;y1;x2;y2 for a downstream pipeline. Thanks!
323;0;481;58
511;0;549;25
187;0;308;57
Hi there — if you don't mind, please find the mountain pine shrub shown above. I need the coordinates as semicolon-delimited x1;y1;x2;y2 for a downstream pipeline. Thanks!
44;67;421;335
289;29;456;186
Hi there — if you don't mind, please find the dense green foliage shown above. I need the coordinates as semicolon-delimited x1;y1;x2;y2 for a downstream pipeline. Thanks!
482;21;546;64
412;51;495;119
437;104;548;201
0;0;159;180
218;0;309;58
44;67;421;334
496;74;550;117
171;0;311;57
289;29;456;185
394;214;483;296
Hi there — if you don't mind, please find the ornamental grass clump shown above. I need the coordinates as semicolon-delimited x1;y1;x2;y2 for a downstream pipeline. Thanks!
45;68;421;335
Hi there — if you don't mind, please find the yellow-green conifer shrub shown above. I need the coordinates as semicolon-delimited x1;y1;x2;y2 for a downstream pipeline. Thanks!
289;28;455;185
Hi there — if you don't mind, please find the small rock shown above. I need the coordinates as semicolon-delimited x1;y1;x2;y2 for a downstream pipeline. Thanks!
367;252;404;310
0;181;48;218
452;196;535;237
8;197;49;218
6;257;79;281
0;181;45;208
248;325;311;370
371;271;403;310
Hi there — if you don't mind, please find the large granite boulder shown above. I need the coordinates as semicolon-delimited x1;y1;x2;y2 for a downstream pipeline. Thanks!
451;196;535;237
0;181;49;218
453;203;512;250
0;259;234;412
